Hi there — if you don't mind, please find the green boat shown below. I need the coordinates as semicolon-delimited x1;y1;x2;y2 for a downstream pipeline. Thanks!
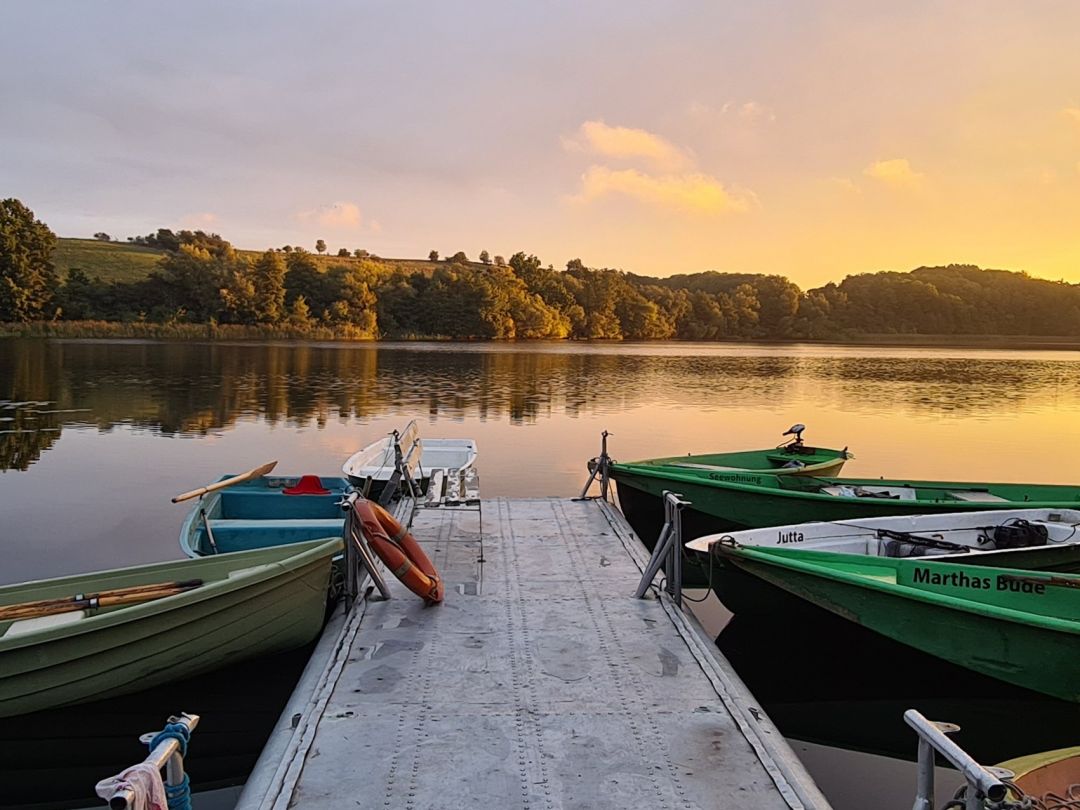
711;544;1080;702
613;463;1080;586
0;537;341;718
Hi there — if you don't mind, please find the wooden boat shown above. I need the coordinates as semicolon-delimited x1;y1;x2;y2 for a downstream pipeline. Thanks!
996;746;1080;804
708;544;1080;702
0;538;340;717
614;461;1080;587
341;419;477;497
179;473;350;557
687;508;1080;615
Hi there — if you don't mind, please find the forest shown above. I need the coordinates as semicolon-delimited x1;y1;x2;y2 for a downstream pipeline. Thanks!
4;198;1080;341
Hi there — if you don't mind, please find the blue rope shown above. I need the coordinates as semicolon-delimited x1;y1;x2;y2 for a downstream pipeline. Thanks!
148;722;192;810
164;774;192;810
149;722;190;757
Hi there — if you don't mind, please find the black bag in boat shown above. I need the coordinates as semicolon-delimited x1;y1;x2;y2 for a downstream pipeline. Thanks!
991;519;1048;550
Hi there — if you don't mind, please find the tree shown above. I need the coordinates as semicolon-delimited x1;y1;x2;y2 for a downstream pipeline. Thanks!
315;239;327;254
479;250;491;265
93;232;111;242
354;249;369;258
0;198;58;322
337;248;349;257
428;250;439;261
448;251;468;264
282;245;293;253
494;255;506;267
250;250;287;323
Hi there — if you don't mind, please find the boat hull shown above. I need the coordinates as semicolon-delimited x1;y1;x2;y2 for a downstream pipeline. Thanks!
0;540;338;717
720;551;1080;702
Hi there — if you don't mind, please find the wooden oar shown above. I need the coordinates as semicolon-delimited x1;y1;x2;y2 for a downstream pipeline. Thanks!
0;579;204;620
171;461;278;503
0;581;203;622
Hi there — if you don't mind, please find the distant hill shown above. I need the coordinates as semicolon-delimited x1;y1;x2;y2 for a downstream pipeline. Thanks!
52;238;482;284
53;238;166;283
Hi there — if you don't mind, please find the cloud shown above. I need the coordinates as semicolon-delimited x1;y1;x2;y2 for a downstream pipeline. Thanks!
572;165;752;215
862;158;924;189
180;211;218;228
562;121;691;171
297;201;363;229
1062;107;1080;127
690;100;776;123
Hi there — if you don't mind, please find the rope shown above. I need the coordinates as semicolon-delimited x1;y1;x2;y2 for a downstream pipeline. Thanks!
164;775;192;810
148;722;192;810
149;722;190;757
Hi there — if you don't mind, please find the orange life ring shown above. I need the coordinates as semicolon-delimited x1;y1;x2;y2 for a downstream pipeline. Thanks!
351;499;444;604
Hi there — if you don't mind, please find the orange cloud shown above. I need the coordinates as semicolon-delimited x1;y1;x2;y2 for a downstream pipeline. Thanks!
180;211;218;228
563;121;691;171
297;201;363;229
863;158;924;189
573;165;752;214
1064;107;1080;127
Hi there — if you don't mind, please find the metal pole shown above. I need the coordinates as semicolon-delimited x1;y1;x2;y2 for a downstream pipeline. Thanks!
903;710;1009;809
669;497;684;608
912;737;933;810
598;430;611;500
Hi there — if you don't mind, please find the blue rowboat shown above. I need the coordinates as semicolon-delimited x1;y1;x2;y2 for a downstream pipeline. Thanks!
179;474;351;558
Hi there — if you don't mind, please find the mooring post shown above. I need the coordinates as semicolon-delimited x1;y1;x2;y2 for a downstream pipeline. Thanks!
576;430;613;501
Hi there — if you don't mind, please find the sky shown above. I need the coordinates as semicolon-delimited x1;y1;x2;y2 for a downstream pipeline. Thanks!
2;0;1079;288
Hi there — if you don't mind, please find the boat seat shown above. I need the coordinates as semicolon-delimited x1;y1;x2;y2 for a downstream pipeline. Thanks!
945;491;1009;503
209;519;343;530
202;518;344;553
423;467;481;508
3;609;87;638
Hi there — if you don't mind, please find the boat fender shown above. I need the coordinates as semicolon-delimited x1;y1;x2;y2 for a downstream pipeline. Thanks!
351;499;444;604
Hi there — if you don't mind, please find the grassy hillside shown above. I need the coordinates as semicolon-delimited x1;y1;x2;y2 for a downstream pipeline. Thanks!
52;238;475;284
53;238;166;283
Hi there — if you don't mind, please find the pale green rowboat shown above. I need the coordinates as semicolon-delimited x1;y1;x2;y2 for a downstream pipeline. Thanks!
0;537;340;718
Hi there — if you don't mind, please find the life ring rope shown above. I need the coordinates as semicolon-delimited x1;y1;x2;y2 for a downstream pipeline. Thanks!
351;499;444;605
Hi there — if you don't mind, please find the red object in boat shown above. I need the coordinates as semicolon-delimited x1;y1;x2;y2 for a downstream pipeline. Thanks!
282;475;331;495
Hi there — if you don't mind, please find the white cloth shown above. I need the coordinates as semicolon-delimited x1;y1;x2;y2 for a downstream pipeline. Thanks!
95;762;168;810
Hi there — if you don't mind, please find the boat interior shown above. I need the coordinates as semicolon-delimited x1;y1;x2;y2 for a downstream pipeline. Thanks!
341;420;478;482
693;510;1080;559
776;476;1080;503
187;476;348;555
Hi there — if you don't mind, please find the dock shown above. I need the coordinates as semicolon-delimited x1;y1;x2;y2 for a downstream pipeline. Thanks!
237;497;830;809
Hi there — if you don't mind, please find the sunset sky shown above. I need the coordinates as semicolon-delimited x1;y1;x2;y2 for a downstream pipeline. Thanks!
2;1;1079;287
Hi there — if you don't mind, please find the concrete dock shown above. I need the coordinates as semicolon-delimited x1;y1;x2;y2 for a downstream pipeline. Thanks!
239;498;830;810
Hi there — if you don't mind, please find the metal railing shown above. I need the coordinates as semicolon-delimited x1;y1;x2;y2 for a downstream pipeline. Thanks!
341;491;391;605
98;713;199;809
904;709;1012;810
635;490;691;607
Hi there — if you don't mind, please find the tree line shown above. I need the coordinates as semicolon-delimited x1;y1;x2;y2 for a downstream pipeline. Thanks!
5;197;1080;339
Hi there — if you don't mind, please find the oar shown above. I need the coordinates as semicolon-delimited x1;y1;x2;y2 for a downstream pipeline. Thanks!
0;581;203;622
171;461;278;503
0;579;204;620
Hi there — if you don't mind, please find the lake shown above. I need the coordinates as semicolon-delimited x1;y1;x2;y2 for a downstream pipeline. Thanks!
3;337;1079;808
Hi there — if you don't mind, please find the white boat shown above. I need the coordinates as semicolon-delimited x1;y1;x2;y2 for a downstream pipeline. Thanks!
687;507;1080;563
341;420;478;502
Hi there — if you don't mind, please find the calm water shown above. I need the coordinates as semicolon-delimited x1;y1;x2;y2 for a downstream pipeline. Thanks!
3;337;1080;808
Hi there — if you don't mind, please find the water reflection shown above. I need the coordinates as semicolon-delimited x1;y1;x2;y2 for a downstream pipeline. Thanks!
4;340;1080;471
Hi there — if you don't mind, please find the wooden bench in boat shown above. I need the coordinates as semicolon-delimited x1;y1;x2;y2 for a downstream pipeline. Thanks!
820;485;918;500
945;491;1009;503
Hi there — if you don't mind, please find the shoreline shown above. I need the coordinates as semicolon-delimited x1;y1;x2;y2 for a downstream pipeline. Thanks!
4;321;1080;350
